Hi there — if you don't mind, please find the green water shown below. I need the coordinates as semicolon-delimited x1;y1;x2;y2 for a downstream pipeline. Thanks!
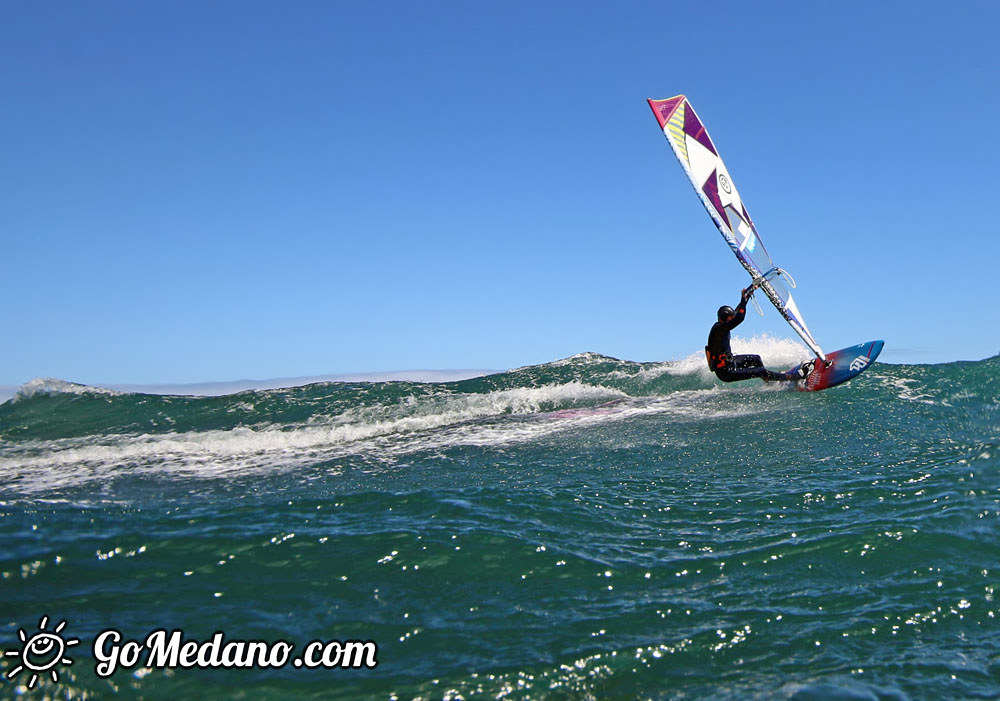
1;350;998;699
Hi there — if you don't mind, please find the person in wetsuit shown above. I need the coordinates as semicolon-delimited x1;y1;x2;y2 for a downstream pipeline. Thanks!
706;287;809;383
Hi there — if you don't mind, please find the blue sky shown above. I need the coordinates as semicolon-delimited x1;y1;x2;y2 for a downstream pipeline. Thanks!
2;1;998;387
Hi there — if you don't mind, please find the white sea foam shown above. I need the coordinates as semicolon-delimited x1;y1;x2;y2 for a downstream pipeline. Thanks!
0;381;757;495
604;361;677;383
729;333;812;367
600;335;810;385
663;352;716;380
882;376;937;405
12;378;123;402
0;382;615;492
541;352;615;368
666;334;811;378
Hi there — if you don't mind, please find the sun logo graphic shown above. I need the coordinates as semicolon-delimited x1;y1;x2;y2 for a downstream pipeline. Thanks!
4;616;79;688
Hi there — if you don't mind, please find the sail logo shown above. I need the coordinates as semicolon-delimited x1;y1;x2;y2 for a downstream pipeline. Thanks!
849;356;870;372
718;173;732;194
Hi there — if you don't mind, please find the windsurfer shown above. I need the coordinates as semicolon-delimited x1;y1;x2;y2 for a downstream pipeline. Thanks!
705;287;811;383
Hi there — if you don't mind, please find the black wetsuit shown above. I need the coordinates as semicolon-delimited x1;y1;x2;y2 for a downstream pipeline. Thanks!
706;294;789;383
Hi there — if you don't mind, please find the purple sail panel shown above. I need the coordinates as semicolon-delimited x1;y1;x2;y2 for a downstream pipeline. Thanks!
683;104;717;155
701;170;729;226
647;96;685;130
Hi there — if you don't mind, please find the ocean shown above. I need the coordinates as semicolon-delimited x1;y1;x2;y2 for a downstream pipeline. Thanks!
2;337;998;700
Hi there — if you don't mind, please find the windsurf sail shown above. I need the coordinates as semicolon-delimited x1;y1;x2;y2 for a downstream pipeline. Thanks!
648;95;826;361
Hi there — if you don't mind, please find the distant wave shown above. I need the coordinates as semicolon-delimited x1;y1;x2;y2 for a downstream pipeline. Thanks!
0;369;498;404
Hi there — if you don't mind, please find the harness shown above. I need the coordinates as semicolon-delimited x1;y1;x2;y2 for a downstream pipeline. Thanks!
705;346;732;371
